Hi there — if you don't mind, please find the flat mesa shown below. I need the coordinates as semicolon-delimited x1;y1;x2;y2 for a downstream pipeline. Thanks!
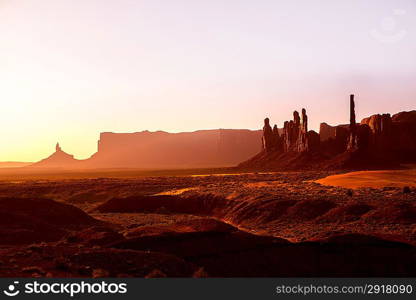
315;168;416;189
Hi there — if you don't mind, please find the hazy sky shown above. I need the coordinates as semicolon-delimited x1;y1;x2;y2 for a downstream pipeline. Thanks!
0;0;415;161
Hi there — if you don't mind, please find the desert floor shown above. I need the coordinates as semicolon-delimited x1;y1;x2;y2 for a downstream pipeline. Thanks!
316;167;416;189
0;168;415;277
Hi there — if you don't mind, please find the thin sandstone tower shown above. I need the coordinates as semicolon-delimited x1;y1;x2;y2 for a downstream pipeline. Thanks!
349;94;357;149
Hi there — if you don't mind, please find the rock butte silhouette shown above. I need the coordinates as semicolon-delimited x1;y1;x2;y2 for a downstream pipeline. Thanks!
241;94;416;170
29;130;263;169
29;94;416;170
31;143;81;168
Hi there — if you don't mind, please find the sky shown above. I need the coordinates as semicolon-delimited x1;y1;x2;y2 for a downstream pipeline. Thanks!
0;0;415;161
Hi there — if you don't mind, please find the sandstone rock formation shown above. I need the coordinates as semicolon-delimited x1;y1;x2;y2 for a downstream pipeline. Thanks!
296;108;309;152
323;94;394;158
27;94;416;171
360;113;393;153
390;111;416;162
347;94;358;150
272;125;282;151
319;123;350;155
262;118;284;153
262;118;274;153
319;123;336;142
345;94;395;156
30;130;264;169
30;142;80;168
242;93;416;170
262;108;319;155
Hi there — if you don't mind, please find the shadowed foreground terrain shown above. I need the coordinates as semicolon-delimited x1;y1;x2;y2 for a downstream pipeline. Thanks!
0;169;416;277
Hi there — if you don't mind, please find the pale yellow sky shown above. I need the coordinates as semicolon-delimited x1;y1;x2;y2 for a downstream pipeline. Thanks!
0;0;415;162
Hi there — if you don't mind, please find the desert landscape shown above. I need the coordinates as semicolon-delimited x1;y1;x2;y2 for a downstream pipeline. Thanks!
0;169;415;277
1;95;416;278
1;1;415;282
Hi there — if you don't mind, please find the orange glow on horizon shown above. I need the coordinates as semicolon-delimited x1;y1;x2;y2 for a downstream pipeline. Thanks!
1;1;415;162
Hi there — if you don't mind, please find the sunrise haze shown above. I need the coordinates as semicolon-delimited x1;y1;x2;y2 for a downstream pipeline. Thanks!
0;0;415;161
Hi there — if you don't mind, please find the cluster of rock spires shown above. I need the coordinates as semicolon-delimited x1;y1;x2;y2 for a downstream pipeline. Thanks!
262;108;319;154
242;94;416;170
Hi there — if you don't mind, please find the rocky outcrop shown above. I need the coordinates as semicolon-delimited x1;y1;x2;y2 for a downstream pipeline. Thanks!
345;99;415;163
319;123;349;155
262;119;283;153
0;197;101;244
296;108;309;152
360;113;393;153
241;94;416;170
319;123;336;142
27;95;416;171
347;95;358;150
392;111;416;123
333;95;397;160
91;129;262;168
390;111;416;162
31;130;263;169
272;125;282;151
30;143;80;168
262;118;274;153
262;108;319;156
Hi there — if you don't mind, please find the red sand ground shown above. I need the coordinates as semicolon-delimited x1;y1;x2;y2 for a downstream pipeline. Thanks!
0;169;415;277
316;168;416;189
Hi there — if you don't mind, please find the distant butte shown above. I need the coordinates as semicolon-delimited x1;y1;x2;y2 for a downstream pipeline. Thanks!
30;142;80;169
28;130;263;169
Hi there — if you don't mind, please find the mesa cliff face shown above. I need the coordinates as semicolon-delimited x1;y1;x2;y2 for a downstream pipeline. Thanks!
240;95;416;170
85;129;262;168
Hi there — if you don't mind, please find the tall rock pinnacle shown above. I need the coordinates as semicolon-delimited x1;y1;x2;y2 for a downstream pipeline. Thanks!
348;94;357;150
